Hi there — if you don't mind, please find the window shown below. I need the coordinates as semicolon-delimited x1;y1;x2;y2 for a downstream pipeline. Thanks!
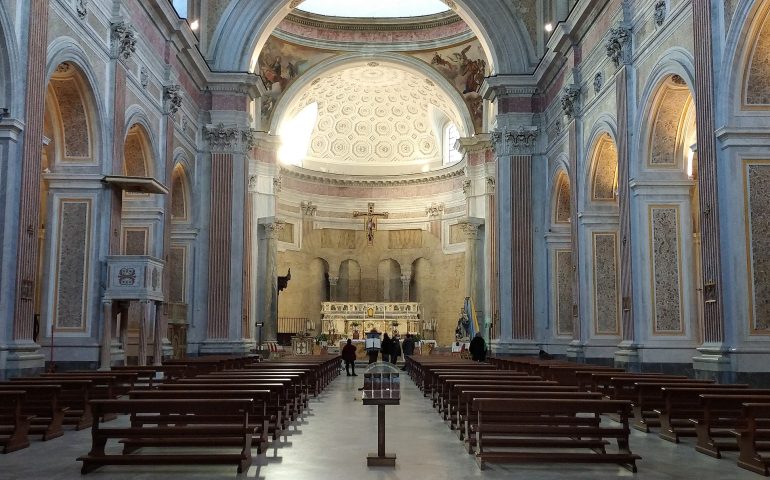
297;0;449;18
443;123;462;165
171;0;188;18
278;102;318;167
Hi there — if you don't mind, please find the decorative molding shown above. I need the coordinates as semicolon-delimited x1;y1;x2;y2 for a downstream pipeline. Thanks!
163;85;183;115
301;201;317;216
111;22;137;60
654;0;667;26
283;9;463;33
76;0;88;20
203;123;255;153
490;126;539;156
425;202;445;218
605;25;631;67
561;85;581;119
278;162;465;187
593;72;604;94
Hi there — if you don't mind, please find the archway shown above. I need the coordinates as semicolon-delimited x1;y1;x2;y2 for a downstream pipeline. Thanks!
338;259;361;302
549;169;573;340
377;259;402;302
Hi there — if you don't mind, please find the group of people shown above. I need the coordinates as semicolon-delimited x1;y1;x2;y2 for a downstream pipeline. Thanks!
341;331;418;376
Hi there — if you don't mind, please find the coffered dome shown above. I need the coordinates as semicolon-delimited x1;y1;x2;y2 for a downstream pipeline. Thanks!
277;61;467;175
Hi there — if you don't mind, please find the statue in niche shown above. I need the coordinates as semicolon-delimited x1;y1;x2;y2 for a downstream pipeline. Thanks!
455;309;470;340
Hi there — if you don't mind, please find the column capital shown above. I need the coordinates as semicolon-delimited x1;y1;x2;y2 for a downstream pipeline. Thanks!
425;202;444;218
400;274;411;284
263;221;285;239
204;123;256;154
301;201;318;217
110;21;137;60
605;24;631;68
490;126;538;156
163;85;183;116
328;275;339;286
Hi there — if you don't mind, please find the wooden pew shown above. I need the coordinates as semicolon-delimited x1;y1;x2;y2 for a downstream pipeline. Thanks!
77;398;255;474
0;391;31;453
582;372;685;396
127;389;273;454
0;384;66;440
695;394;770;458
38;371;138;396
437;378;550;420
8;379;94;429
470;398;641;471
612;380;716;431
735;403;770;476
656;386;762;443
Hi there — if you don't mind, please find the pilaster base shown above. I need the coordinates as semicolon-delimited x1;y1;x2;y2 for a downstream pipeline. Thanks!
199;339;255;355
614;342;641;372
566;341;585;363
491;339;540;356
0;341;45;380
693;344;735;383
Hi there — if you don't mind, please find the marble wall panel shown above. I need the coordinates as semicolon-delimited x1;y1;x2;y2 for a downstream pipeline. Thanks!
449;223;465;244
389;230;423;249
278;222;294;243
555;249;573;336
650;206;684;334
746;12;770;105
51;78;90;160
593;233;620;335
54;200;90;330
746;163;770;332
123;228;148;255
169;245;186;303
321;229;356;249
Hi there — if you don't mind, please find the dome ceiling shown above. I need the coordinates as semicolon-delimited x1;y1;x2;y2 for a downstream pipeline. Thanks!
280;62;464;175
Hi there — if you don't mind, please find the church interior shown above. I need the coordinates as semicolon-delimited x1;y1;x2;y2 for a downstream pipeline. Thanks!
2;0;770;478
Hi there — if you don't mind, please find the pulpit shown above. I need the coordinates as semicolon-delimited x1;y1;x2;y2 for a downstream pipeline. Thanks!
291;335;314;355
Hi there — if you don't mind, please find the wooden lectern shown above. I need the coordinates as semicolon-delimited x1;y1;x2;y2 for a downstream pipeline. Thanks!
362;372;400;466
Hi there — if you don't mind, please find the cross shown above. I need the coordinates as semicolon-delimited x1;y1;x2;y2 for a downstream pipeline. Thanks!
353;202;389;245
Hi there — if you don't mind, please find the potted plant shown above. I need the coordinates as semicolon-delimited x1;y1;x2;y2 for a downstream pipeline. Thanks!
315;333;329;347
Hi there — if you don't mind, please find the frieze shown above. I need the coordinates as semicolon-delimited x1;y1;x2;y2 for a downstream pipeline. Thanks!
111;22;137;60
203;123;255;153
491;126;539;155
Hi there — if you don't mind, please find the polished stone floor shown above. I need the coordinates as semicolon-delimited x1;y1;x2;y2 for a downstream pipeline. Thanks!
0;371;760;479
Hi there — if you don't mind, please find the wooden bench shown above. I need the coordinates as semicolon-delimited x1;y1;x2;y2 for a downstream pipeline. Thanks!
127;389;273;454
470;398;641;471
77;398;255;474
0;384;66;440
694;394;770;459
8;378;94;429
0;391;31;453
735;403;770;476
583;372;686;396
656;386;761;443
437;378;552;420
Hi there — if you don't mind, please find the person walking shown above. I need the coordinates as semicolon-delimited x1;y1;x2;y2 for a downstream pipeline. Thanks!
390;335;402;365
342;339;358;376
381;333;392;363
400;334;416;371
469;332;487;362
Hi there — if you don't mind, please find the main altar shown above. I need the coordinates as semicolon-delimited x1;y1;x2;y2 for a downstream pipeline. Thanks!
321;302;422;338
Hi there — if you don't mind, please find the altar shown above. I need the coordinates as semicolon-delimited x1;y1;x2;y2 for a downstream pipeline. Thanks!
321;302;422;339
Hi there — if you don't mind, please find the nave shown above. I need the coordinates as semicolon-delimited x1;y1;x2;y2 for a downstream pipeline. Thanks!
0;363;760;480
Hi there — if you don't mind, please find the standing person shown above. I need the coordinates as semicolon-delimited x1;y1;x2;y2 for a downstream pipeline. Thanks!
341;339;358;376
381;333;392;363
469;332;487;362
400;334;415;371
390;335;402;365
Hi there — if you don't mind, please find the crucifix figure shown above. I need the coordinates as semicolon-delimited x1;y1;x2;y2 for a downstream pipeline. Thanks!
353;202;389;245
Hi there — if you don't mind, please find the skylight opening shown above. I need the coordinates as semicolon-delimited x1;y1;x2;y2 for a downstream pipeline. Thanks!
278;102;318;167
296;0;450;18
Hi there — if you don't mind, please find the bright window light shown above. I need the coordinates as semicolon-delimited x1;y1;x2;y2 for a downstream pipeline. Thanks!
687;144;697;179
296;0;449;18
172;0;188;18
189;20;199;30
278;103;318;167
545;23;554;32
443;123;462;165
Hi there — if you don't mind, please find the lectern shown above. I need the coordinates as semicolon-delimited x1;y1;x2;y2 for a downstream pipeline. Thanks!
362;370;400;466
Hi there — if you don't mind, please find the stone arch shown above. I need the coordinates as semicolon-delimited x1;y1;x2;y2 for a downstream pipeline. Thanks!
0;2;18;113
270;52;477;138
338;259;361;302
170;163;191;222
587;132;619;204
123;122;155;178
377;258;402;302
208;0;535;75
738;3;770;110
551;169;571;226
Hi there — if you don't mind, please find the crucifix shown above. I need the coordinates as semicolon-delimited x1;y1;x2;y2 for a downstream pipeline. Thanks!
353;202;389;245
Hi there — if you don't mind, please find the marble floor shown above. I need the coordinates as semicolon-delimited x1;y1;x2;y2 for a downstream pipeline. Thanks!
0;371;760;480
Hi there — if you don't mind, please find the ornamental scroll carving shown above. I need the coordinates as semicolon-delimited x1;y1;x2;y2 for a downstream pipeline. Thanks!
164;85;183;115
561;85;581;119
204;124;257;153
111;22;137;60
490;126;538;156
605;25;631;67
654;0;667;26
77;0;88;20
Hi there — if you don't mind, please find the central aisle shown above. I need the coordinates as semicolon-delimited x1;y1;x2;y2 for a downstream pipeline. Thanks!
257;370;759;480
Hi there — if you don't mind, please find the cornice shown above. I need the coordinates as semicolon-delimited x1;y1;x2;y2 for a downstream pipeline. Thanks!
480;76;538;101
283;10;464;32
206;72;267;99
279;162;465;187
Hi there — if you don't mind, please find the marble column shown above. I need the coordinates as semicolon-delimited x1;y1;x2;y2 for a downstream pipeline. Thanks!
260;220;284;343
201;123;255;354
328;275;339;302
691;1;730;377
153;302;164;366
490;127;539;354
99;300;113;370
401;273;411;302
7;0;50;375
462;221;482;307
137;300;151;366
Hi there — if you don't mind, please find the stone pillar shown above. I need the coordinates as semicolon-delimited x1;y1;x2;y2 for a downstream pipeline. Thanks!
328;275;339;302
201;123;255;354
691;1;729;377
490;127;540;355
259;220;284;343
99;301;113;370
462;221;482;307
401;274;411;302
614;67;639;367
153;302;163;366
566;123;584;361
137;300;151;366
5;0;50;376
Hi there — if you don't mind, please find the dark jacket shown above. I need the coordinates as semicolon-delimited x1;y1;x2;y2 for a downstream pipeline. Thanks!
402;337;416;356
391;339;402;358
469;335;486;362
342;343;357;362
381;336;392;355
